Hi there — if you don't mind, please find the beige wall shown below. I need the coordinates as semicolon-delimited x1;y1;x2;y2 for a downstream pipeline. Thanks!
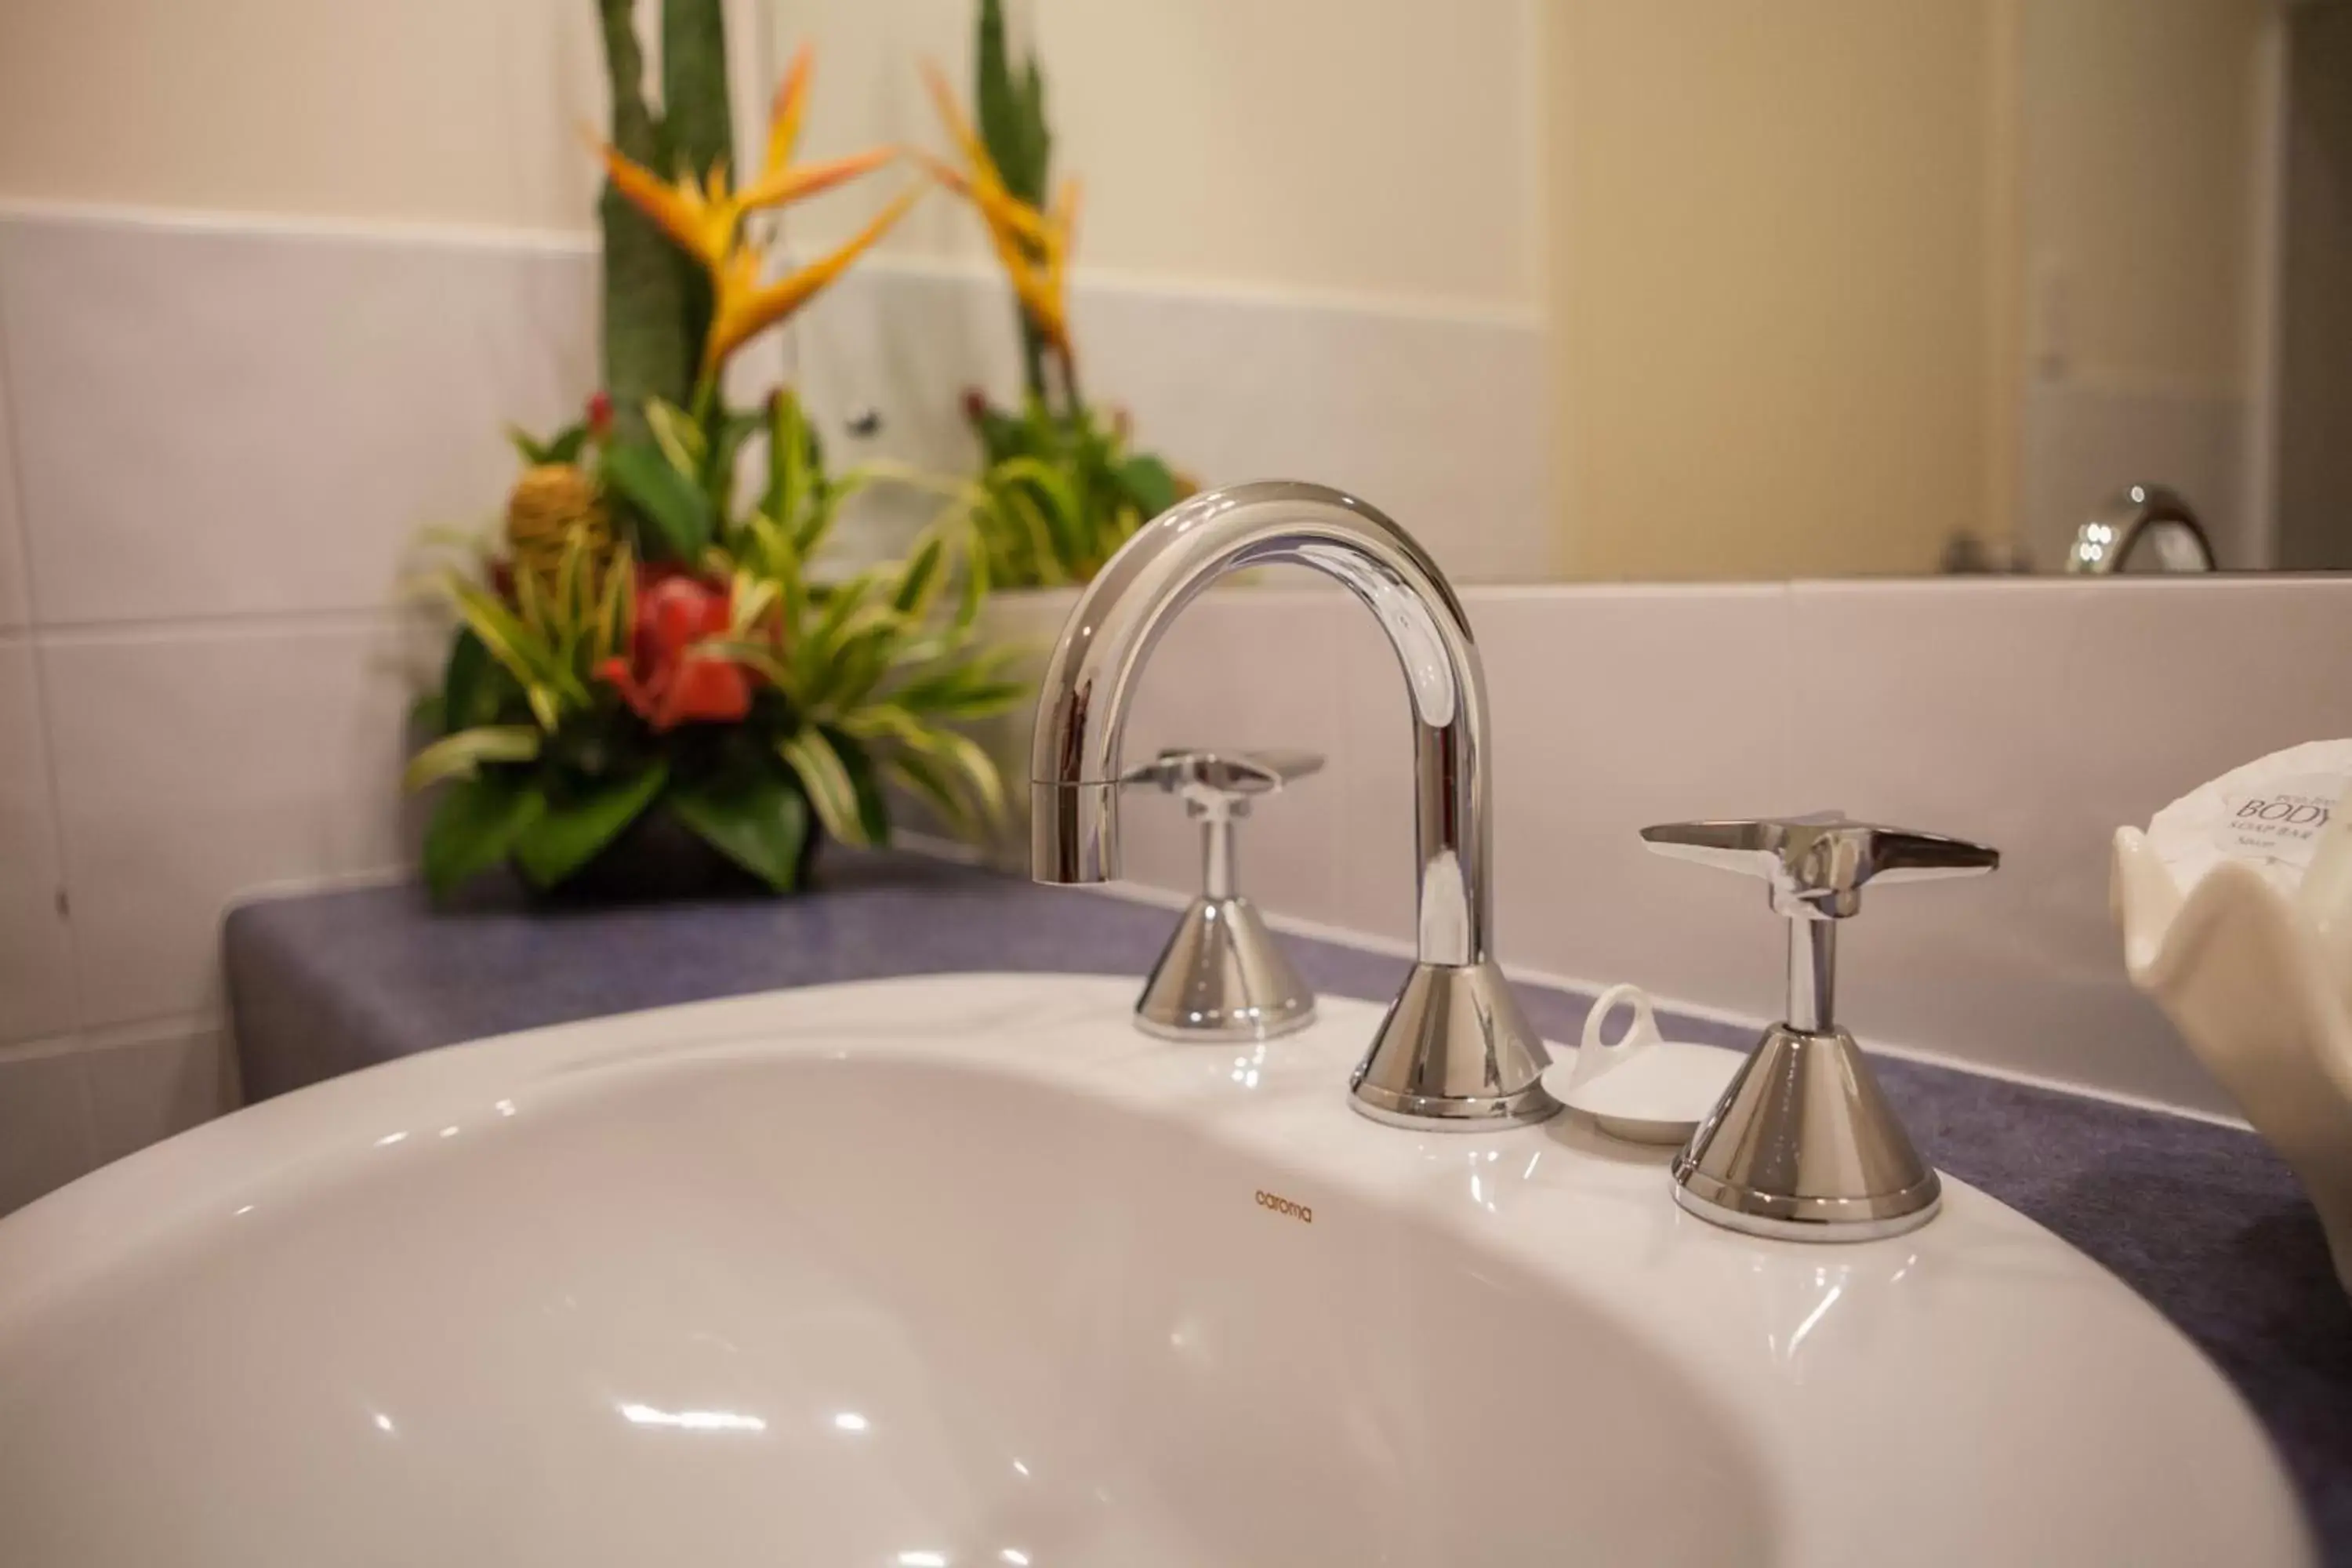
768;0;1541;313
0;0;1543;315
1544;0;2008;582
2019;0;2271;397
0;0;612;234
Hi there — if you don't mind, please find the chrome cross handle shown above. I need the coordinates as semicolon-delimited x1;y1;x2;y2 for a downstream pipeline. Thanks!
1118;747;1324;902
1118;748;1324;1042
1639;812;2001;1243
1640;815;1999;921
1121;748;1324;813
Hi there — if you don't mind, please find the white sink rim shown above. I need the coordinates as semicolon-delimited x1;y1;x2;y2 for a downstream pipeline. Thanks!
0;973;2316;1567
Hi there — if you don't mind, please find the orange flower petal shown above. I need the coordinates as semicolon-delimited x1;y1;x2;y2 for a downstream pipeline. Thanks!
739;143;899;214
1052;176;1082;256
921;60;989;171
764;42;815;184
911;147;974;198
599;145;734;273
704;185;924;371
601;147;704;256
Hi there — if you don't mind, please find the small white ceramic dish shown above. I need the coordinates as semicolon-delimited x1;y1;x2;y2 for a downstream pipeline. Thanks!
1541;983;1747;1145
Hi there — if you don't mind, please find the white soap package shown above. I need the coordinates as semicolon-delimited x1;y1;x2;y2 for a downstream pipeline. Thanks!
2114;740;2352;1300
2143;739;2352;898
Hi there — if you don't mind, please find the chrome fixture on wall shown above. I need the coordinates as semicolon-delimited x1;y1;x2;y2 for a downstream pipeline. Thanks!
2066;484;2218;575
1029;481;1559;1129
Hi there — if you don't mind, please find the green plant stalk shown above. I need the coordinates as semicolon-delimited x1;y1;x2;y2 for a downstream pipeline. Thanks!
975;0;1054;406
596;0;693;442
662;0;734;376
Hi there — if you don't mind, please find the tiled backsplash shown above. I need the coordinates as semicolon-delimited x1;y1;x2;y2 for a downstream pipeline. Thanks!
1;201;2347;1212
1109;573;2352;1122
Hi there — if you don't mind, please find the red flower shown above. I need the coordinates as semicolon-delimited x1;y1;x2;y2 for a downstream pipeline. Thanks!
586;390;615;439
597;569;753;730
960;386;989;427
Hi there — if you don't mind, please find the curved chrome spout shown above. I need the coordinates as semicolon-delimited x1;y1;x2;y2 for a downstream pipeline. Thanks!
2065;484;2216;575
1031;480;1558;1129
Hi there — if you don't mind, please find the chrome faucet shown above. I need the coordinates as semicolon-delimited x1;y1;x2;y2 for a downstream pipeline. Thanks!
2065;484;2216;574
1030;481;1559;1129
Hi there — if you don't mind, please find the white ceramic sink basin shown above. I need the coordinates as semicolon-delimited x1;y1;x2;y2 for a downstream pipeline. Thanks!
0;975;2312;1566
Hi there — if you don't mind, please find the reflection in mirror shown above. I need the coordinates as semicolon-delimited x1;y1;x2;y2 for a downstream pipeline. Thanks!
774;2;2344;582
1544;0;2315;580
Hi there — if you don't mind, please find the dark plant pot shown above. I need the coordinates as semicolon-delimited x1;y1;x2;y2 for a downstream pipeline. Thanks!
528;808;821;906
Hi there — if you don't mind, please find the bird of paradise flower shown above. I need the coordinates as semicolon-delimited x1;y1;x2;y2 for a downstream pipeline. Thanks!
597;44;923;420
916;60;1083;409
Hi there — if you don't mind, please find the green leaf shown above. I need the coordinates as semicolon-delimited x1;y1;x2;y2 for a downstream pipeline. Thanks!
968;397;1031;463
902;724;1006;824
1115;453;1181;519
975;0;1049;204
891;536;947;617
765;389;840;558
441;627;504;732
779;727;870;848
544;423;590;465
668;770;811;891
949;532;990;637
603;439;716;561
402;725;543;793
506;425;553;465
644;397;708;480
423;771;547;900
441;572;586;713
513;763;669;888
885;750;980;840
706;406;762;514
510;420;590;467
831;726;892;847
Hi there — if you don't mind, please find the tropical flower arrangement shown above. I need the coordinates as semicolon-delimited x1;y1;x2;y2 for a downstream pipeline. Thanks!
403;4;1021;901
920;0;1192;587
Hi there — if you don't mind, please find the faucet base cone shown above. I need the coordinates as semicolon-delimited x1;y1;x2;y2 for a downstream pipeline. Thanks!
1671;1022;1942;1241
1348;958;1561;1130
1134;895;1316;1041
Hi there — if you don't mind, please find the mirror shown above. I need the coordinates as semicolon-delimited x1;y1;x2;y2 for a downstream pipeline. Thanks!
760;1;2345;582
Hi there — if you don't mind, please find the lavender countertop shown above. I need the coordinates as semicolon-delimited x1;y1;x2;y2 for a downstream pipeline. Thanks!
223;849;2352;1559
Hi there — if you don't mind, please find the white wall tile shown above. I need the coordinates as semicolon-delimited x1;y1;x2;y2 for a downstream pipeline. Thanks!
0;641;74;1044
42;615;425;1027
1112;579;1353;916
1469;586;1801;1014
1106;574;2352;1115
1079;289;1553;586
0;333;31;630
1319;586;1805;1000
1778;579;2178;1101
1770;576;2352;1113
83;1023;230;1165
0;213;597;625
0;1040;95;1215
